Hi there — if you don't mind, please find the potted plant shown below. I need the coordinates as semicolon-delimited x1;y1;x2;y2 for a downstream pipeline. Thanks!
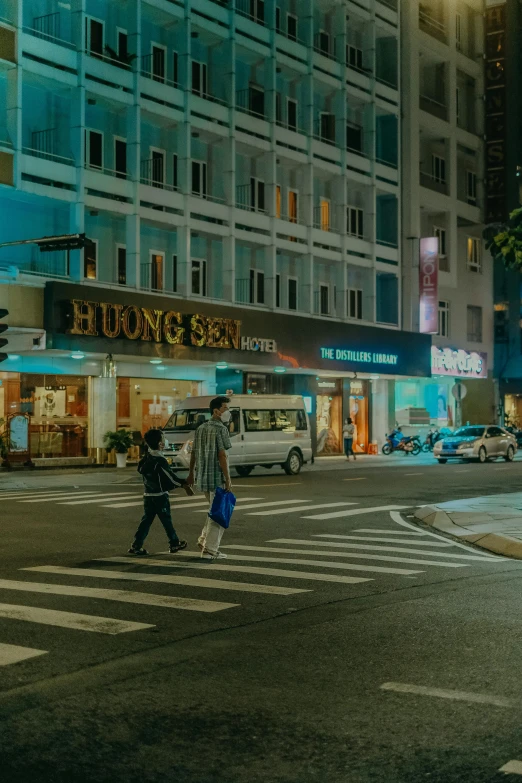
104;429;134;468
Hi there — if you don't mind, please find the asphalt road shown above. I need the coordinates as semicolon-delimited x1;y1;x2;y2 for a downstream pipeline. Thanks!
3;457;522;782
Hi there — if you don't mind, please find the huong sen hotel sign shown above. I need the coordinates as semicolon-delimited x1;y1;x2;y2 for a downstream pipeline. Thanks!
320;347;398;366
431;346;488;378
67;299;276;352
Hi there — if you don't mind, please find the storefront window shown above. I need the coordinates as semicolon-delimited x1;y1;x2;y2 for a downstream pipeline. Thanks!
1;373;90;458
117;378;201;435
395;379;455;427
348;380;369;453
316;394;342;455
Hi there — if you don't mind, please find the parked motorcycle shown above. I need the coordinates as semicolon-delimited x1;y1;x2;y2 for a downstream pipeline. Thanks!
382;428;421;456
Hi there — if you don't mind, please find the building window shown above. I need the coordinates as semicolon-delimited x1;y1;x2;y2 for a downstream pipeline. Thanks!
467;237;482;272
85;129;103;169
346;122;363;152
466;170;477;205
117;29;128;60
431;154;446;184
192;160;207;197
467;305;482;342
287;13;297;40
456;12;462;50
275;185;281;218
250;178;265;212
276;273;281;307
348;288;363;320
192;60;207;96
288;277;297;310
114;138;126;178
347;45;363;71
173;52;179;86
347;206;364;238
276;6;281;31
287;98;297;131
319;284;329;315
173;154;178;189
84;239;97;280
151;44;166;82
319;198;330;231
172;254;178;293
149;148;165;187
85;17;104;56
150;252;164;290
249;269;265;304
320;112;335;142
192;259;207;296
438;300;450;337
288;190;298;223
433;226;449;271
117;245;126;285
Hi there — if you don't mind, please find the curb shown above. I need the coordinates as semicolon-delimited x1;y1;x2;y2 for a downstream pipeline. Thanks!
413;505;522;560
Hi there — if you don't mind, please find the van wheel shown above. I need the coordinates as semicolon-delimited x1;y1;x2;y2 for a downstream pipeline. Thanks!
284;449;302;475
235;465;253;477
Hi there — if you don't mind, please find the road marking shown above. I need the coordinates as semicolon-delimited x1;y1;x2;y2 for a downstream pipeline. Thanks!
194;499;311;513
59;494;143;505
98;558;373;585
247;502;357;516
456;469;470;473
24;566;309;596
105;496;264;509
233;482;303;487
176;551;423;575
312;534;451;547
0;490;95;499
221;544;466;568
499;760;522;775
19;492;122;504
354;528;428;536
343;478;367;481
303;505;407;520
269;539;499;561
404;473;424;476
389;511;505;558
0;602;154;635
0;578;236;613
0;642;48;666
380;682;514;708
494;468;509;471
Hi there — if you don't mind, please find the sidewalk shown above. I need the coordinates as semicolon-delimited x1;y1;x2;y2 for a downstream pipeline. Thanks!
414;492;522;559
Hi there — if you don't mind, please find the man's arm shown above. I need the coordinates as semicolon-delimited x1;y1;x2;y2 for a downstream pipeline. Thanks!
218;448;232;491
187;449;196;485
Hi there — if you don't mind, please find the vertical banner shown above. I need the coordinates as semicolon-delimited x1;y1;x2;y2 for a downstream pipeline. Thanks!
419;237;439;334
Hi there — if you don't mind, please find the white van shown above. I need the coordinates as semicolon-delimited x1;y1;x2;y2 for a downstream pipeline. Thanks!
162;394;313;476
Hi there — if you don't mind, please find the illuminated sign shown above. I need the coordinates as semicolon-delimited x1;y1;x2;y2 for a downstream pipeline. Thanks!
419;237;438;334
66;299;276;352
320;347;398;366
431;346;488;378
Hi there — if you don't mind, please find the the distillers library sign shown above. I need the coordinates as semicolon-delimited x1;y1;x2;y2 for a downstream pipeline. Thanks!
44;282;432;376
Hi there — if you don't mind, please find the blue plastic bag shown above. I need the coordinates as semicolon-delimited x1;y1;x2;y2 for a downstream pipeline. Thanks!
209;487;236;529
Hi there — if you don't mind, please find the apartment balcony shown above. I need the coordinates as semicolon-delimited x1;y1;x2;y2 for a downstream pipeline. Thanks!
235;277;268;305
313;206;338;233
419;94;448;122
236;184;267;213
140;159;177;191
313;289;338;318
140;262;165;293
141;54;177;88
23;11;75;50
313;33;337;62
235;0;265;25
236;89;266;119
314;118;337;147
419;170;448;196
418;7;447;44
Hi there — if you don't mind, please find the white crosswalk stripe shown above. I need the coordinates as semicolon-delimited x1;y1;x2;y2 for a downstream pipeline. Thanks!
0;490;98;499
105;495;264;509
0;642;48;666
24;566;310;596
354;528;428;536
194;499;314;513
59;495;142;506
98;557;373;585
0;602;154;634
220;544;467;568
268;539;499;561
19;492;127;504
175;551;423;575
312;534;452;547
246;502;357;516
0;578;237;612
303;505;408;520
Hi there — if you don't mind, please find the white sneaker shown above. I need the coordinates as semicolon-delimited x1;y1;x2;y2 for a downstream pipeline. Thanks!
201;551;228;560
214;552;227;559
201;552;213;560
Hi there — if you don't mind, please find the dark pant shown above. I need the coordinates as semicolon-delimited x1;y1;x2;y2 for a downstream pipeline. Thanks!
133;495;179;546
344;438;355;458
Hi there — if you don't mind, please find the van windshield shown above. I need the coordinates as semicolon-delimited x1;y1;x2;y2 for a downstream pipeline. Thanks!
164;409;211;431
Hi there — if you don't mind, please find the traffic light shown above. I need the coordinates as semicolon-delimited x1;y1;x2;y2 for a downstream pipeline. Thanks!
0;308;8;363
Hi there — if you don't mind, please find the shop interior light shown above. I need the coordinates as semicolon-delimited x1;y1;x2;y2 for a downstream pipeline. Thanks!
370;375;380;380
7;354;20;360
216;362;228;370
71;352;85;360
150;359;163;364
274;366;286;374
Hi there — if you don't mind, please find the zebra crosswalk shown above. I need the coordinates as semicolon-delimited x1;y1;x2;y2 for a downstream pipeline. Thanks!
0;495;505;668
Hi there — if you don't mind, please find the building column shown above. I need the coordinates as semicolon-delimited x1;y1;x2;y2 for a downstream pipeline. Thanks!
88;376;117;462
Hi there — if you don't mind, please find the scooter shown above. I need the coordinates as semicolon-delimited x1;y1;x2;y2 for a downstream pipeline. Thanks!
382;430;421;456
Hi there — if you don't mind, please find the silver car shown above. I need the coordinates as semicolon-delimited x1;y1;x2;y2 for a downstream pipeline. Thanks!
434;425;517;464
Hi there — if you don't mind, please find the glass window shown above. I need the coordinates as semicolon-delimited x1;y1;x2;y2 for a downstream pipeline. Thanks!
438;300;450;337
454;426;485;438
273;409;307;431
467;305;482;342
487;426;502;437
376;272;398;325
164;409;211;431
244;409;272;431
229;408;241;435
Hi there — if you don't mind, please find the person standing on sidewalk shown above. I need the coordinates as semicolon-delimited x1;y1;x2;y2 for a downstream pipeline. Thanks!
128;428;193;556
187;395;232;560
343;417;356;461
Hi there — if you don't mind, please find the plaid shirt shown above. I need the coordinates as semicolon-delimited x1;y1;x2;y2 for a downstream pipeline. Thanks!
194;418;231;492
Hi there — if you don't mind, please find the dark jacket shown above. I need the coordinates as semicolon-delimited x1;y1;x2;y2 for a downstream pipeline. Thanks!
137;450;185;495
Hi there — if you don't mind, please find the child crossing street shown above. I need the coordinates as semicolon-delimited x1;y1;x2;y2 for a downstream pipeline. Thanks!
128;428;194;556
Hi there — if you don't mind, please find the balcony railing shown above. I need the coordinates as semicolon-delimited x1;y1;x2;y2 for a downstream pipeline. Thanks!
0;126;12;149
419;94;448;122
314;119;336;146
313;206;337;232
418;8;447;42
313;34;336;61
140;54;177;87
419;171;448;195
84;162;127;179
140;263;165;292
236;184;267;213
24;128;75;165
26;12;75;49
235;0;265;25
140;159;177;190
236;89;266;119
191;87;228;106
313;290;336;317
191;190;226;204
235;278;254;304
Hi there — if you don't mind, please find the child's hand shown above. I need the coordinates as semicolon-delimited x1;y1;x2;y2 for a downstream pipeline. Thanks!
183;482;195;497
